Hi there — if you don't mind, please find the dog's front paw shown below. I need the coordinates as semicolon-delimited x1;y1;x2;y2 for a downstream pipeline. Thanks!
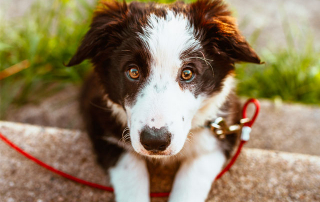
109;152;150;202
168;192;202;202
168;152;226;202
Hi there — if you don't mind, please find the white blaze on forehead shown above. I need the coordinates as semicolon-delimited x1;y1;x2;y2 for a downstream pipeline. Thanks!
139;10;201;75
126;10;205;155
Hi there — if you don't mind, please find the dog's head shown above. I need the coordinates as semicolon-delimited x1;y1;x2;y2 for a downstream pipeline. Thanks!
67;0;261;158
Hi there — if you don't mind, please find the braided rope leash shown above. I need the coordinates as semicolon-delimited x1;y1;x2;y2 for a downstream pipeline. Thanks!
0;98;260;198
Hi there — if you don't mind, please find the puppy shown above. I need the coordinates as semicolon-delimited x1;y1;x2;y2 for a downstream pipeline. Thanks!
67;0;261;201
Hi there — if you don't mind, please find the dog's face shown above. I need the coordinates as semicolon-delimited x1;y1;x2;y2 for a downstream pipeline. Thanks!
67;0;260;158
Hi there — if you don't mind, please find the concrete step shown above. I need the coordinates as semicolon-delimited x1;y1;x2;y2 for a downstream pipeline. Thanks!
244;100;320;156
0;121;319;202
6;85;320;156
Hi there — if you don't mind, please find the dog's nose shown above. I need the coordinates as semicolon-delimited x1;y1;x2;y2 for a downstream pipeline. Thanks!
140;126;171;152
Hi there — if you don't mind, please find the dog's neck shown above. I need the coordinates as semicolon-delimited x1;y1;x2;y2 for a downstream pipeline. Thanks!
191;75;235;128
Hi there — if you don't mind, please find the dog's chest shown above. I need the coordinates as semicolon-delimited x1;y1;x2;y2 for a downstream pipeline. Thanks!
178;127;221;160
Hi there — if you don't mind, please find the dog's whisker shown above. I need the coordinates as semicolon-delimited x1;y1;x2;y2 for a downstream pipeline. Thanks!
121;127;130;140
90;101;112;111
121;133;131;143
120;135;127;143
187;56;214;72
124;135;131;141
186;51;214;76
120;133;127;143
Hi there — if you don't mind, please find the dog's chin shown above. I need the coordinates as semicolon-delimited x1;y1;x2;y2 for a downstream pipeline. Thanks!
143;154;172;159
136;148;177;159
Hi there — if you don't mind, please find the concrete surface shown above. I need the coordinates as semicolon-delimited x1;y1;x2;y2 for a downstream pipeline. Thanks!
5;85;320;156
245;100;320;156
6;85;83;131
0;121;320;202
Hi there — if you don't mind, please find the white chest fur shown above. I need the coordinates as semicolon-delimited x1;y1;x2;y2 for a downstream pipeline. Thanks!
175;127;222;161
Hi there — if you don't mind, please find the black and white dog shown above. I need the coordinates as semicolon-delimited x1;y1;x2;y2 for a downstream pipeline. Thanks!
67;0;261;201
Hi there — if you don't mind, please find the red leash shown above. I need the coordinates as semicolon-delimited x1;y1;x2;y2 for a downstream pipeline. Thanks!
0;99;259;198
215;98;260;180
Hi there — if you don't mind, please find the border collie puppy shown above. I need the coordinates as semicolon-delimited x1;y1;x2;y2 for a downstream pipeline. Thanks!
67;0;261;201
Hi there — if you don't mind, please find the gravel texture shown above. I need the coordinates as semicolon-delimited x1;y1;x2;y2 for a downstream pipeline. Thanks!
1;121;319;202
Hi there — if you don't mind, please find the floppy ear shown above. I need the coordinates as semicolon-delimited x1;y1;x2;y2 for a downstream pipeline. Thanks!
190;0;262;64
66;1;128;67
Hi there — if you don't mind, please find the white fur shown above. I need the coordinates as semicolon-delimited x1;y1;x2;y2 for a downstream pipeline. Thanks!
124;10;206;156
166;128;225;202
126;78;204;156
169;148;226;202
139;10;201;71
109;152;150;202
179;127;221;159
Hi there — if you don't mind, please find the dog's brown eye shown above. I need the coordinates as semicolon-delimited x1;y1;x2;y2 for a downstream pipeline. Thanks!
181;68;193;81
128;67;140;79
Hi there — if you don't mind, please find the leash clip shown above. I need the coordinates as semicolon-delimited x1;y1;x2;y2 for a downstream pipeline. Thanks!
209;117;250;139
209;98;260;140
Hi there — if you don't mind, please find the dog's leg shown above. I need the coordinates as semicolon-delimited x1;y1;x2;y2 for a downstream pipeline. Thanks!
109;152;150;202
168;150;226;202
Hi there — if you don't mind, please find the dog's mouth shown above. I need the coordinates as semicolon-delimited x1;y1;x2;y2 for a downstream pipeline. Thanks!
137;147;173;158
132;140;175;158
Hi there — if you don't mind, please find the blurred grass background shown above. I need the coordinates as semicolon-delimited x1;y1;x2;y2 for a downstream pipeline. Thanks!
0;0;319;119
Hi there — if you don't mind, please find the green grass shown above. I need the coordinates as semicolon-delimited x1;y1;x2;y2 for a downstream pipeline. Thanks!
0;0;93;118
0;0;319;119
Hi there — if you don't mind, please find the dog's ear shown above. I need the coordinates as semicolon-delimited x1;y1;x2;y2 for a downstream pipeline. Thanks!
66;1;128;67
190;0;262;64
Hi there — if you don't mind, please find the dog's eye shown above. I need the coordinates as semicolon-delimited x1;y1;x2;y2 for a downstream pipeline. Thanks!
181;68;194;81
127;66;140;80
